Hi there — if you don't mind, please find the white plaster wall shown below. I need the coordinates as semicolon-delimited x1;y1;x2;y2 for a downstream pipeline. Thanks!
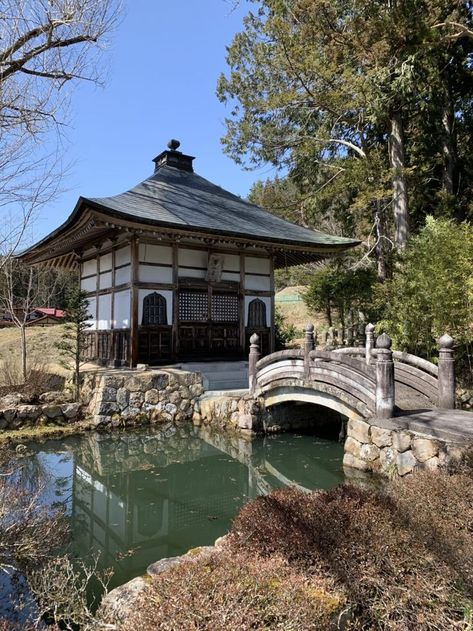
223;254;240;271
82;259;97;277
139;264;173;284
99;252;112;272
140;243;173;264
245;275;271;291
86;297;97;330
99;271;112;290
244;296;271;326
138;289;173;324
245;256;270;274
221;271;240;282
178;248;207;269
115;266;130;286
178;267;206;279
115;246;131;267
114;290;130;328
97;294;112;330
81;276;96;292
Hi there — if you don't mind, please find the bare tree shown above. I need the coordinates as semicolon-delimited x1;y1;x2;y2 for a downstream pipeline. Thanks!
0;0;122;263
0;259;57;383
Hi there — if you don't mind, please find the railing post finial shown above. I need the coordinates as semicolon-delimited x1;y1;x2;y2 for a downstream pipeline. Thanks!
438;333;455;409
365;322;375;365
249;333;261;395
375;332;395;419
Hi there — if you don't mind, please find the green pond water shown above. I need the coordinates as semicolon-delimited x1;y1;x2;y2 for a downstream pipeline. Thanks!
27;424;345;593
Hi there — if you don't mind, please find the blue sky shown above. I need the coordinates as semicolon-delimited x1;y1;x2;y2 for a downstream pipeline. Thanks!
31;0;276;243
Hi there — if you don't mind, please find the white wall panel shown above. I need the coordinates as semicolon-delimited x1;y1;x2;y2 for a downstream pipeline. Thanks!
140;243;173;264
223;254;240;271
115;246;131;267
81;276;96;292
245;274;271;291
244;296;271;326
97;294;112;330
138;289;173;324
86;297;97;330
245;256;271;274
178;248;207;268
115;266;130;286
114;290;130;328
178;267;205;279
139;264;173;284
99;272;112;289
221;272;240;282
99;252;112;272
82;259;97;276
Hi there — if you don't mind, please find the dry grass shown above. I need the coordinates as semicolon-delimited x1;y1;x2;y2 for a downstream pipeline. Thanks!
0;325;67;383
276;286;326;332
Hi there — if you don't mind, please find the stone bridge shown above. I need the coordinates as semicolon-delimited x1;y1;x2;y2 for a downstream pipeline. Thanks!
249;324;455;422
248;325;473;477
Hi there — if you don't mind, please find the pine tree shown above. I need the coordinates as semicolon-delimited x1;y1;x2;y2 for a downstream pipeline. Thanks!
56;287;91;401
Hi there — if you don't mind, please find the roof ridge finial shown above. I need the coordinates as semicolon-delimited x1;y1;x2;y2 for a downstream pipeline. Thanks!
167;139;180;151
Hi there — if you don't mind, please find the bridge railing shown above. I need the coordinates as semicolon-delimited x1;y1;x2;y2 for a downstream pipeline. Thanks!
249;323;456;417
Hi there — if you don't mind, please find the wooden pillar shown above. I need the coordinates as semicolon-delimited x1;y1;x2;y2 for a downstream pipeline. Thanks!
172;243;179;359
304;323;315;381
130;236;139;368
438;334;455;409
239;253;245;356
365;323;375;365
249;333;260;395
375;333;395;419
269;255;275;353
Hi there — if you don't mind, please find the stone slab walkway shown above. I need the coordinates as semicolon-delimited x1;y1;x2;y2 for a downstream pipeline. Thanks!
373;409;473;444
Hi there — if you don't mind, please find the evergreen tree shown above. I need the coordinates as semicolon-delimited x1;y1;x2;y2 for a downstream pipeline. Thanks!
56;288;91;401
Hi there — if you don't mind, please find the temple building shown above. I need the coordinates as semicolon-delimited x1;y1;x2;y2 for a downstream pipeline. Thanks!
20;140;358;366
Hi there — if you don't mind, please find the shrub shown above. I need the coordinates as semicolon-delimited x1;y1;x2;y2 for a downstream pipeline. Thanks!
121;550;345;631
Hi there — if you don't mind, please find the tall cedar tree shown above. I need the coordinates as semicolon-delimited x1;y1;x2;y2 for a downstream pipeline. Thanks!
218;0;473;259
56;288;91;401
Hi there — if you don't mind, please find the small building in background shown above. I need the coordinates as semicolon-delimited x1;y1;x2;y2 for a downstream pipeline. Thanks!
0;307;65;328
19;141;358;366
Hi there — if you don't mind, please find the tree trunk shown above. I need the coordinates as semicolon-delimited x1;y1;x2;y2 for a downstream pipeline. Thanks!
20;326;27;384
389;111;409;249
325;301;332;327
375;199;388;282
441;99;457;196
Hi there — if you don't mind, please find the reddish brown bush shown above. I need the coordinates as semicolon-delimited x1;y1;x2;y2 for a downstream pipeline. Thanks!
122;551;346;631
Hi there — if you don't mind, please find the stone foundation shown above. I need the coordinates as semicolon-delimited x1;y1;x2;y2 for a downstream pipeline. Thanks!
197;393;264;432
344;418;465;476
82;368;204;429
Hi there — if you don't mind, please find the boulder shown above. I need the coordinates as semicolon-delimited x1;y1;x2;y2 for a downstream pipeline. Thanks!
412;438;438;463
344;436;362;459
98;576;148;626
0;393;24;408
392;431;411;453
39;391;71;404
116;388;130;408
61;402;81;420
370;426;392;448
360;443;380;462
379;447;396;472
16;405;41;421
43;405;63;419
144;389;159;405
346;419;370;443
396;450;417;476
343;452;371;472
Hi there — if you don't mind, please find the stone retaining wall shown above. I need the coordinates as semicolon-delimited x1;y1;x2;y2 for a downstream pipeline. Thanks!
197;393;263;433
0;392;81;430
344;418;465;476
82;368;204;428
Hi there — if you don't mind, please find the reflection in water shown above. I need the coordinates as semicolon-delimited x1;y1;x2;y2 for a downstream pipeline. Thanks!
28;425;345;591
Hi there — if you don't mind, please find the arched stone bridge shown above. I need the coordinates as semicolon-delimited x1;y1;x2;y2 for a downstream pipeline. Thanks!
249;324;456;424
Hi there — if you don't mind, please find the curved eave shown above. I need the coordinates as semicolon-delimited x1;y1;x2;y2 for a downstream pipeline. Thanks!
18;196;360;266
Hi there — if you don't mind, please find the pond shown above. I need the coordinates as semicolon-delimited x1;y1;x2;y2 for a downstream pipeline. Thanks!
25;424;345;594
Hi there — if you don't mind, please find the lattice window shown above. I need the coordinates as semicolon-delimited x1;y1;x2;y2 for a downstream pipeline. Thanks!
142;292;167;326
211;293;239;322
179;291;208;321
248;298;267;328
